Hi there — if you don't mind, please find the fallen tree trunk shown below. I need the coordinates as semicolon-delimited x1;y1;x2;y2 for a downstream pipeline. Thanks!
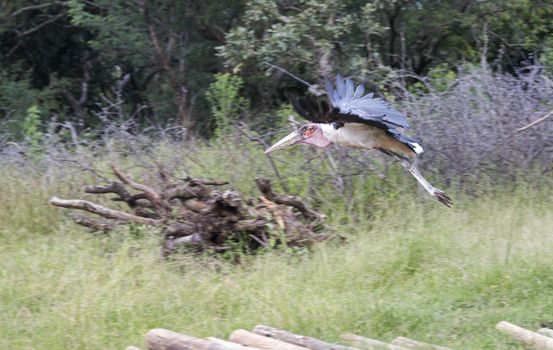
496;321;553;350
253;325;360;350
229;329;309;350
538;329;553;339
206;337;263;350
391;336;453;350
50;166;334;255
341;333;410;350
146;328;229;350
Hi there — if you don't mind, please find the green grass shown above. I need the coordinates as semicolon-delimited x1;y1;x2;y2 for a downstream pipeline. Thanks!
1;143;552;349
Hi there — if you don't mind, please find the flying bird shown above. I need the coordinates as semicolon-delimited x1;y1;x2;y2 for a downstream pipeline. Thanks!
265;75;452;207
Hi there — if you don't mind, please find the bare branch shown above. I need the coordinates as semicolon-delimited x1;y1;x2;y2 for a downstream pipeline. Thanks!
186;177;229;186
50;196;160;225
517;110;553;132
111;166;167;211
85;182;132;201
69;213;122;231
237;122;289;192
256;178;323;221
18;12;66;37
11;2;64;17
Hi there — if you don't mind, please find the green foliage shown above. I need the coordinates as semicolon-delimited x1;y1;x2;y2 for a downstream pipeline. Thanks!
0;72;39;137
2;0;553;135
22;105;42;148
205;73;249;138
539;37;553;75
219;0;383;81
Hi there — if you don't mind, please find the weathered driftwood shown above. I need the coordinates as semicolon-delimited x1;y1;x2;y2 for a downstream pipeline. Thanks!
253;325;360;350
229;329;309;350
255;179;324;222
146;328;230;350
206;337;263;350
50;166;332;255
49;197;159;225
390;337;452;350
69;212;122;231
538;329;553;339
341;333;410;350
496;321;553;350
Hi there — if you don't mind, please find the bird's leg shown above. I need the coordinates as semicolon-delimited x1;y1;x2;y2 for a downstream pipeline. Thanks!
398;158;452;207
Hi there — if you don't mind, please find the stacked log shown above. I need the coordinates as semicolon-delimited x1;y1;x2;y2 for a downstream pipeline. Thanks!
146;329;229;350
229;329;309;350
391;336;453;350
496;321;553;350
130;325;455;350
340;333;409;350
253;325;357;350
49;165;335;255
538;329;553;339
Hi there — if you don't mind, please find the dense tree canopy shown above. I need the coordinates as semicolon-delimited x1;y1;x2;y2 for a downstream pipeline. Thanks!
1;0;552;139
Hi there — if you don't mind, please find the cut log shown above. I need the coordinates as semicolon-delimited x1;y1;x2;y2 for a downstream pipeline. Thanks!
391;337;453;350
229;329;309;350
253;325;360;350
341;333;410;350
207;337;263;350
496;321;553;350
538;329;553;339
146;328;230;350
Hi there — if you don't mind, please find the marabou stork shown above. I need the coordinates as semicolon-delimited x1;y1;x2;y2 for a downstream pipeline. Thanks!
265;75;452;207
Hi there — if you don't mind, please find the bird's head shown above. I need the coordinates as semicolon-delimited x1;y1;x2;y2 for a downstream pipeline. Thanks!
264;124;331;154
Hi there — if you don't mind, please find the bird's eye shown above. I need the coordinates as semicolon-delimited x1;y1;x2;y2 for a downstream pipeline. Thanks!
303;125;316;137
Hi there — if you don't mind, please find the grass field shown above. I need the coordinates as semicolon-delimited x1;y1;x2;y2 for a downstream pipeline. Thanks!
0;134;553;350
1;146;552;349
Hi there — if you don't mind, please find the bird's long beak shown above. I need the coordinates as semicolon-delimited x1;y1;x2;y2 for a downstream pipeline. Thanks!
264;131;303;154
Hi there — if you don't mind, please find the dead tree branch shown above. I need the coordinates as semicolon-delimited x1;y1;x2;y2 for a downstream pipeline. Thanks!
517;110;553;132
49;197;160;225
50;166;332;256
256;178;323;221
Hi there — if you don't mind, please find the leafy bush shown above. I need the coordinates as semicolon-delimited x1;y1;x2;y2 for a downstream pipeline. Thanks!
205;73;249;138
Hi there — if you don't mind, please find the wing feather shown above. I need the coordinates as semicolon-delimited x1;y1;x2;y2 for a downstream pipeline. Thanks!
352;84;364;99
287;75;410;130
324;75;410;129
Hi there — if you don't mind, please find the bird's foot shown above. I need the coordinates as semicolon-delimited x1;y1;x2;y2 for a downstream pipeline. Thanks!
433;189;452;208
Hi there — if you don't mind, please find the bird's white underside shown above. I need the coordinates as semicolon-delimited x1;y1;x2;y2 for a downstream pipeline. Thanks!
319;123;385;149
319;122;422;156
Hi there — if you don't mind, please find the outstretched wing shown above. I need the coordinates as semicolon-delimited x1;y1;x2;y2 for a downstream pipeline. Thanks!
287;75;410;129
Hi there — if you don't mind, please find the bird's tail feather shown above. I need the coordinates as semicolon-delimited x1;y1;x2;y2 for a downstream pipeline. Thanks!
387;129;424;155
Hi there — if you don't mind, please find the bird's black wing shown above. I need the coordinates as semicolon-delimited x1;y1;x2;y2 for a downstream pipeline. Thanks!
287;75;410;130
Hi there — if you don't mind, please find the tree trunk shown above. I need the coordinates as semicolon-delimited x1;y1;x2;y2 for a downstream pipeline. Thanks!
229;329;309;350
496;321;553;350
253;325;359;350
341;333;410;350
146;328;230;350
391;336;452;350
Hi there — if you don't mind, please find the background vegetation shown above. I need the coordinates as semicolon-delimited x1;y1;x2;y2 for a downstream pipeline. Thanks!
1;1;553;349
2;0;553;136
